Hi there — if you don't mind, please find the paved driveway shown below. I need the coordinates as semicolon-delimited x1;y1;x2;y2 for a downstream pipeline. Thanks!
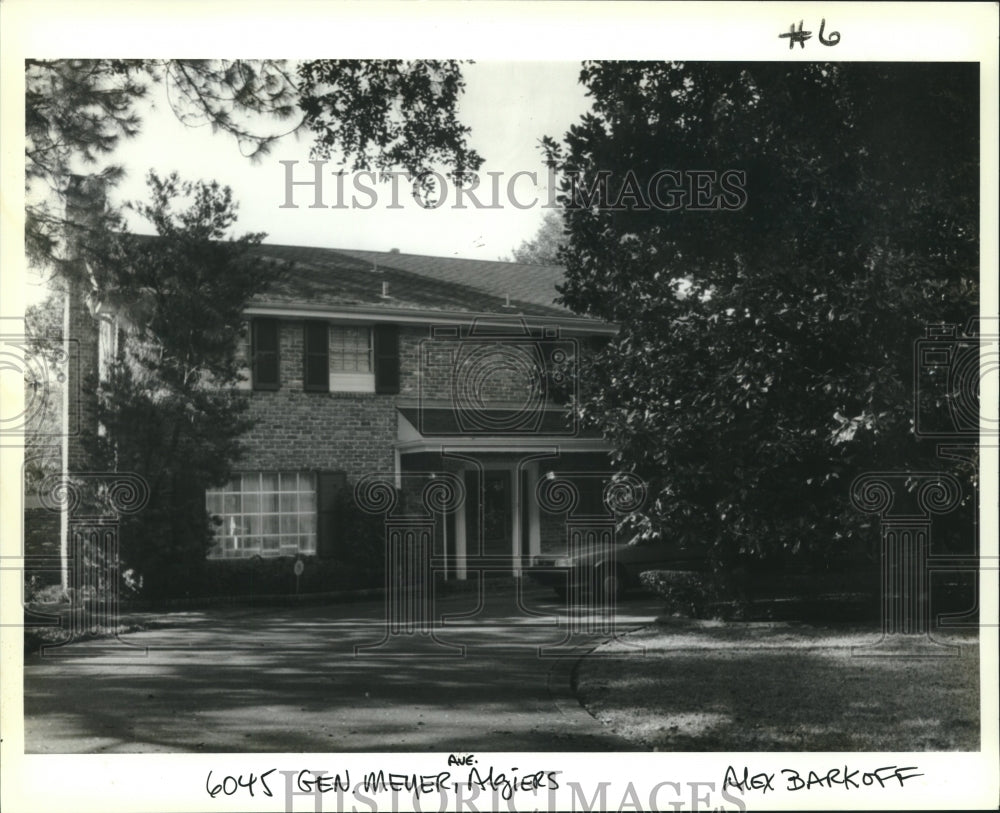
23;587;662;753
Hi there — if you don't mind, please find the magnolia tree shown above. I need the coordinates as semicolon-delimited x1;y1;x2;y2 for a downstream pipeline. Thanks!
542;62;978;576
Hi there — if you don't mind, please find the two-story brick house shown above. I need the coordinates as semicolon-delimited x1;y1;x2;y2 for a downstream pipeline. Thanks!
48;175;620;588
203;243;618;580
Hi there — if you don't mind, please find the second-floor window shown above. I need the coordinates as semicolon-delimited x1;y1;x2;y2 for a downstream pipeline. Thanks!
330;326;372;372
248;318;398;393
329;325;375;393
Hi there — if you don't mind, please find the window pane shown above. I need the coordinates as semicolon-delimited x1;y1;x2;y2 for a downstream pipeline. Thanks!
206;470;318;560
330;326;372;372
206;492;223;515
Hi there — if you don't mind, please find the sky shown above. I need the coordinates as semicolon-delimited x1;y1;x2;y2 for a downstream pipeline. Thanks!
24;60;591;306
110;61;589;258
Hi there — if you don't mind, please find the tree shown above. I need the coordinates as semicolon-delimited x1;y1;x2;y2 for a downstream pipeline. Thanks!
503;209;566;264
25;59;485;596
83;172;279;599
26;59;483;274
543;62;978;575
23;292;66;487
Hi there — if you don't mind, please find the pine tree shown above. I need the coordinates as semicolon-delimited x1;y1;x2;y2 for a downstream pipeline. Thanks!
85;172;280;599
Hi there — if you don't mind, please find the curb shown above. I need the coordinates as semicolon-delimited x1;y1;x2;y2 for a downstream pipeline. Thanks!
545;620;654;749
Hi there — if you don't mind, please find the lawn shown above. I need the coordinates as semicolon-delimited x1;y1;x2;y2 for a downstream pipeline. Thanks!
574;619;980;751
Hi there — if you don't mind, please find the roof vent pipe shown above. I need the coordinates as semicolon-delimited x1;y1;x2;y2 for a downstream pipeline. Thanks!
381;281;390;298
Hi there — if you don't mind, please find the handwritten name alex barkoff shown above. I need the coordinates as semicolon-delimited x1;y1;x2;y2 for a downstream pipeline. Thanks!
724;764;923;794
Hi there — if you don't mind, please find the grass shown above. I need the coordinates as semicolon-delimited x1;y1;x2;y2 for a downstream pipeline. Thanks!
575;619;980;751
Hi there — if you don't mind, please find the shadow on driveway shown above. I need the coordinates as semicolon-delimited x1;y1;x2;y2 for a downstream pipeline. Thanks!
24;589;663;753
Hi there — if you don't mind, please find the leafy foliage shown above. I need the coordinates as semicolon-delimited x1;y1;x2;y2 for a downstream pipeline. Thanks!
85;173;280;599
544;62;979;571
26;59;482;272
502;209;566;264
26;58;483;594
297;60;482;181
23;292;66;486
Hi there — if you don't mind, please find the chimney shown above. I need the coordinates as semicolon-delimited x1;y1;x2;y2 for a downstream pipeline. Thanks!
61;175;107;588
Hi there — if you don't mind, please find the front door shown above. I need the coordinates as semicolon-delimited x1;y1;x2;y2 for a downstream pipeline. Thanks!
481;470;510;557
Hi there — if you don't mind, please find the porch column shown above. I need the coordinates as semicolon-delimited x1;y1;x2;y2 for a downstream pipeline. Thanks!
510;466;521;576
454;473;467;581
527;461;541;558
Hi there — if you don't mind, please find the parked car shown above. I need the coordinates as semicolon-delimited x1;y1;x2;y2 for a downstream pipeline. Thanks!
526;535;706;601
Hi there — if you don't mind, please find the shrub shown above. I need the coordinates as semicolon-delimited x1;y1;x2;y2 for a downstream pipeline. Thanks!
640;569;722;618
190;555;381;600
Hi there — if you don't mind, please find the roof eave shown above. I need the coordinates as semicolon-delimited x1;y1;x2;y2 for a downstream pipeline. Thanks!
243;301;618;335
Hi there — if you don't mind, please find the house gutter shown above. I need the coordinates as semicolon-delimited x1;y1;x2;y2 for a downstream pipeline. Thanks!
243;302;619;336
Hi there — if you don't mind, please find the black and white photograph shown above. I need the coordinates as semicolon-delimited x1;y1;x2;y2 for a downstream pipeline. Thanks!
1;2;997;812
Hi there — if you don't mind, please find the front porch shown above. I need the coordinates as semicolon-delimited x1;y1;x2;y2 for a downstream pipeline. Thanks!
395;440;615;581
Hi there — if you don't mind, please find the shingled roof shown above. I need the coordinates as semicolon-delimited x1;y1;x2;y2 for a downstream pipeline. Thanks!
251;244;577;319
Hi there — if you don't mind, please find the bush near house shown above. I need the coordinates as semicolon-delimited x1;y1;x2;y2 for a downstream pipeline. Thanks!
193;556;382;600
640;563;976;624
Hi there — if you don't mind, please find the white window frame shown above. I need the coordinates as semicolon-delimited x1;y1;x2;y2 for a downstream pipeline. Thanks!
329;324;375;392
206;471;317;558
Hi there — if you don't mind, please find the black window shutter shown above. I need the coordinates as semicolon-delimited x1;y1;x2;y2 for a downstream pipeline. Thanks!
252;319;280;390
316;471;347;558
303;321;329;392
373;324;400;394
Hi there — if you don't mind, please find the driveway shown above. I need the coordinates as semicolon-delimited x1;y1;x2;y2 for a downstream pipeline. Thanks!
23;587;663;753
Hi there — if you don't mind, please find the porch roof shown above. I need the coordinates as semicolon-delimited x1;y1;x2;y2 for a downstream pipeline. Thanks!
396;405;608;454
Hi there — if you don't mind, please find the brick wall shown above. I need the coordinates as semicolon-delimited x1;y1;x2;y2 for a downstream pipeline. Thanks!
242;389;396;479
23;506;62;589
240;320;591;480
65;282;100;473
400;325;576;406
